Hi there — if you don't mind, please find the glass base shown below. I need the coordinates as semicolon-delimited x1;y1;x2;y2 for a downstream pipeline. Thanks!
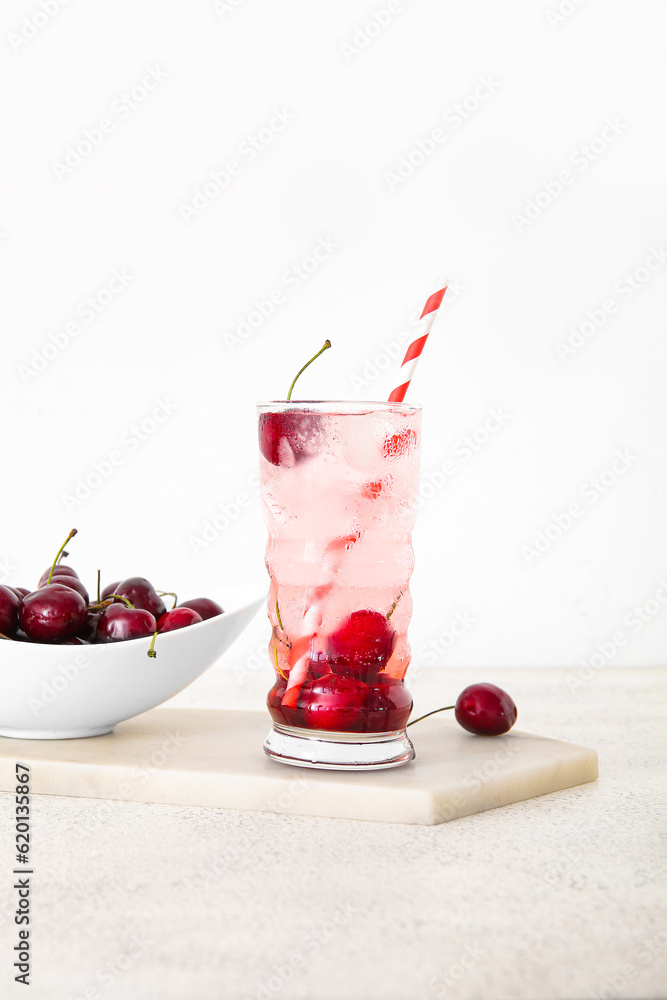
263;723;415;771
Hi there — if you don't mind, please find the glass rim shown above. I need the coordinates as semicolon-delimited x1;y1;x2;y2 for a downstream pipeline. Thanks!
257;400;422;414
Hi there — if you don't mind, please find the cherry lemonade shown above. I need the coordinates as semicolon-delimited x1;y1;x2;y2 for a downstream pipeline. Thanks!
259;400;421;769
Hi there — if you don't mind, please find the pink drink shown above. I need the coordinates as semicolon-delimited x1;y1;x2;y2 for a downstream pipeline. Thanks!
258;401;421;770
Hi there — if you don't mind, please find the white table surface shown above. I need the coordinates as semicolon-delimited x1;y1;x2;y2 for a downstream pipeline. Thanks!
0;665;664;1000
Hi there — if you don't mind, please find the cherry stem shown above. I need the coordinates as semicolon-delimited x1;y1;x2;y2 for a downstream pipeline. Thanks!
286;340;331;401
0;632;12;641
157;591;178;610
387;591;403;620
407;705;456;727
147;631;158;658
273;643;286;680
276;600;283;630
89;595;134;611
96;570;101;604
46;529;77;585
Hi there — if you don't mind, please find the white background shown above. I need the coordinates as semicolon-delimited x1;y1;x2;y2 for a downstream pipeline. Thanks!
1;0;665;675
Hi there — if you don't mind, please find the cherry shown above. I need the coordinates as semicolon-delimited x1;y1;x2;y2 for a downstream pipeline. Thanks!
0;585;21;637
50;576;89;604
327;610;396;679
113;577;166;620
157;608;202;633
96;604;157;643
101;581;121;600
267;677;288;725
358;676;413;733
307;650;330;678
38;565;79;587
19;584;87;641
259;411;325;467
259;339;331;466
77;610;103;642
455;683;517;736
177;597;223;621
298;673;368;731
382;428;417;458
9;587;30;599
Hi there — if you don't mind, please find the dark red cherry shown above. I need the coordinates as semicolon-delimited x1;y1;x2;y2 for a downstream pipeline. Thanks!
298;673;368;731
176;597;224;621
77;610;103;643
267;677;288;725
96;604;157;643
19;584;87;641
157;608;202;633
38;565;79;587
358;676;413;733
113;577;166;619
8;587;30;600
455;683;517;736
52;576;89;604
327;610;396;679
0;585;21;636
101;580;121;600
259;411;323;466
307;650;330;678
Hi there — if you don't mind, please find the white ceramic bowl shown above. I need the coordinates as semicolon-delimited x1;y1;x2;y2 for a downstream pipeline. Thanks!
0;589;264;739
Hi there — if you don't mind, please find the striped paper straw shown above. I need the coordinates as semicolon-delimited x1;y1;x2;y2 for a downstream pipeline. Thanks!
388;286;447;402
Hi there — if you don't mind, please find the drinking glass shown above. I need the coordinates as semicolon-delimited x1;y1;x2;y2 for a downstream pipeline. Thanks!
258;400;421;769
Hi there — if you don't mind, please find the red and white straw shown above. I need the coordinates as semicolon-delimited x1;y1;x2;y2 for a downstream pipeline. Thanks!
388;286;447;402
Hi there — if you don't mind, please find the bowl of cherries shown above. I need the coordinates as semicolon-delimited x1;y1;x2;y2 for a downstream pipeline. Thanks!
0;530;263;740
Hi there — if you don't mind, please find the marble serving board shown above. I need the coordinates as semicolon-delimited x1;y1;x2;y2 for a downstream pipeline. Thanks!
0;708;598;825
